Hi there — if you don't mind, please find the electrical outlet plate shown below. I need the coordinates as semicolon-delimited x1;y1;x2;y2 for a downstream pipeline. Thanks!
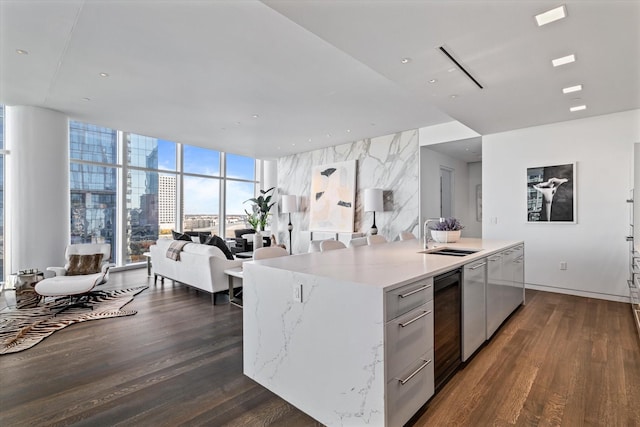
560;261;567;270
293;284;303;302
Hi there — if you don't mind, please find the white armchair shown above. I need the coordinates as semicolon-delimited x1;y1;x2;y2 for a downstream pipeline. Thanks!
47;243;114;284
35;243;115;315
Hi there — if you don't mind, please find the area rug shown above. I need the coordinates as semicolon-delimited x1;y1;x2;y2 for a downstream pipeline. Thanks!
0;286;147;354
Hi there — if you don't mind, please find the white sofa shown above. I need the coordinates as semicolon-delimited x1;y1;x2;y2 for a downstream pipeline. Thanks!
149;239;244;304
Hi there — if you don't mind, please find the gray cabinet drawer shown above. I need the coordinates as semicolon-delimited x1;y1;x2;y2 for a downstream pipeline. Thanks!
386;349;434;427
385;277;433;321
385;300;434;380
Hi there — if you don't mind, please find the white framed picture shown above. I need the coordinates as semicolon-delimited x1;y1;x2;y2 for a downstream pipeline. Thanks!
526;162;576;223
309;160;356;232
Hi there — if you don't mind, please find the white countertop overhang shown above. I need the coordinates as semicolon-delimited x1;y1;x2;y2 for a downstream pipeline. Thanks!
246;238;523;291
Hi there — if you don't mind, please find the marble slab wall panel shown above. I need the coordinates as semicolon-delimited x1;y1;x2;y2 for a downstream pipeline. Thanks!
278;130;420;253
243;263;385;425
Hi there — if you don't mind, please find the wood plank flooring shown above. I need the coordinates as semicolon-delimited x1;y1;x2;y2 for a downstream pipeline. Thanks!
1;269;638;426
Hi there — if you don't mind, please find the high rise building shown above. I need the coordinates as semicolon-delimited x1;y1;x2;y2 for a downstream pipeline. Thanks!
159;175;176;228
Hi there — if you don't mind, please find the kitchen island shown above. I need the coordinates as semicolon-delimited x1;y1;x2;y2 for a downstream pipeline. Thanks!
243;238;524;426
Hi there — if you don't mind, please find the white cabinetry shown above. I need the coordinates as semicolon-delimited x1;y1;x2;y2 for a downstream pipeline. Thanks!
462;258;487;361
486;251;504;338
486;245;525;339
503;244;525;315
385;278;434;427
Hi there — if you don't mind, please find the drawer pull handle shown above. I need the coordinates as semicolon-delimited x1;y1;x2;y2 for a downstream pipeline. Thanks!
489;256;501;261
399;310;431;327
399;285;431;298
398;359;432;385
470;262;487;270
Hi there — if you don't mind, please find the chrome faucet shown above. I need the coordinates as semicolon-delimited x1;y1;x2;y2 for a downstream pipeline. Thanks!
423;218;444;249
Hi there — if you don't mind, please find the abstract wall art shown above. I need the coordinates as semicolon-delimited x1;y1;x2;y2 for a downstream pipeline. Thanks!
526;162;576;223
309;160;356;232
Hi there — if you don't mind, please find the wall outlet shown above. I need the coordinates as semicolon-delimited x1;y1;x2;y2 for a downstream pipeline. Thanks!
560;261;567;270
293;284;303;302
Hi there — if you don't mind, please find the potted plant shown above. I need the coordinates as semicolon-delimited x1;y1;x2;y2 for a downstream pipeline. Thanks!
430;217;464;243
244;187;276;232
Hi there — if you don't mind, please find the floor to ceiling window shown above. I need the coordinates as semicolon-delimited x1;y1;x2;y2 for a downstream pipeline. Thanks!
69;121;119;262
183;145;221;235
225;153;258;238
70;120;259;267
126;133;177;263
0;105;5;281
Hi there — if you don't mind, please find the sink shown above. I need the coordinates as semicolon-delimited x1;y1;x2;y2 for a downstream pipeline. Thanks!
419;248;480;257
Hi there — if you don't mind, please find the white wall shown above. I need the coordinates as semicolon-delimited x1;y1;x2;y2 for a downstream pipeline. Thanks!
483;109;640;301
419;147;476;237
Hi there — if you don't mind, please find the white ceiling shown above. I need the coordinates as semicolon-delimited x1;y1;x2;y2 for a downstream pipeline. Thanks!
1;0;638;160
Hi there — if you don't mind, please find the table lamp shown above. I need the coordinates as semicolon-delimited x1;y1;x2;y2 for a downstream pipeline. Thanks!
281;195;298;254
364;188;383;235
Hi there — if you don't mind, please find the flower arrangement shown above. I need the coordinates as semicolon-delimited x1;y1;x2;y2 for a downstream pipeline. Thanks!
432;217;465;231
244;187;276;231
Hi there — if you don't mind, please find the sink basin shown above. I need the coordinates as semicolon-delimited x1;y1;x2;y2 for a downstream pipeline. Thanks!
419;248;480;257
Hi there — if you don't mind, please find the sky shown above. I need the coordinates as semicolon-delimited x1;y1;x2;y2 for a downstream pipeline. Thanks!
157;140;256;215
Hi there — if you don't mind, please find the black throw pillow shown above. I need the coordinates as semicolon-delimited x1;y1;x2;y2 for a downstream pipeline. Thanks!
205;235;235;260
172;230;192;241
198;232;212;244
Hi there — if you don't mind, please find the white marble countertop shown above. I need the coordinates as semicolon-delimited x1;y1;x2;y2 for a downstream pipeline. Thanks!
248;237;523;291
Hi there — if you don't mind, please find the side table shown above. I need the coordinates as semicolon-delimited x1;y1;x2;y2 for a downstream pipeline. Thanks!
6;270;44;308
224;267;244;308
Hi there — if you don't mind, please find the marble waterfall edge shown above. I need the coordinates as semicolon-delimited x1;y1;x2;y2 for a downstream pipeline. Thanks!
243;263;385;426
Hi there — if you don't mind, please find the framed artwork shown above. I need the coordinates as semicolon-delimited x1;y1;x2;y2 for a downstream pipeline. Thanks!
309;160;356;232
527;162;576;223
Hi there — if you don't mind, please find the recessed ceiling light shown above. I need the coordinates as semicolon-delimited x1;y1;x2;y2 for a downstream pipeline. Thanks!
450;94;458;99
562;84;582;94
447;67;456;73
346;129;351;133
326;133;332;138
252;114;259;119
292;143;296;146
535;5;567;26
308;138;312;142
401;58;412;64
16;49;28;55
428;79;437;84
570;105;587;112
82;97;91;101
99;72;109;77
552;54;575;67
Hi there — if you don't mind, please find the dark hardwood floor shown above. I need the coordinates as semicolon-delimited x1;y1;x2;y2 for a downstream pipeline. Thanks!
1;268;639;426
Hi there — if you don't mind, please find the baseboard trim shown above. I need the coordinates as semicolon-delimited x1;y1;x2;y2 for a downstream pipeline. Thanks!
526;283;630;303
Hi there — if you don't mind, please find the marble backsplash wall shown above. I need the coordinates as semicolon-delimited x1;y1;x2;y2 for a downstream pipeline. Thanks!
277;129;420;254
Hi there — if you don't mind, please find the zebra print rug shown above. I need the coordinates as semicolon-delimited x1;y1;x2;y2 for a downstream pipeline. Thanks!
0;286;147;355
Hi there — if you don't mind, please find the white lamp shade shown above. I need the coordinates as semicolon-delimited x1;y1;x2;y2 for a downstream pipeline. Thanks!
281;195;298;214
364;188;383;212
